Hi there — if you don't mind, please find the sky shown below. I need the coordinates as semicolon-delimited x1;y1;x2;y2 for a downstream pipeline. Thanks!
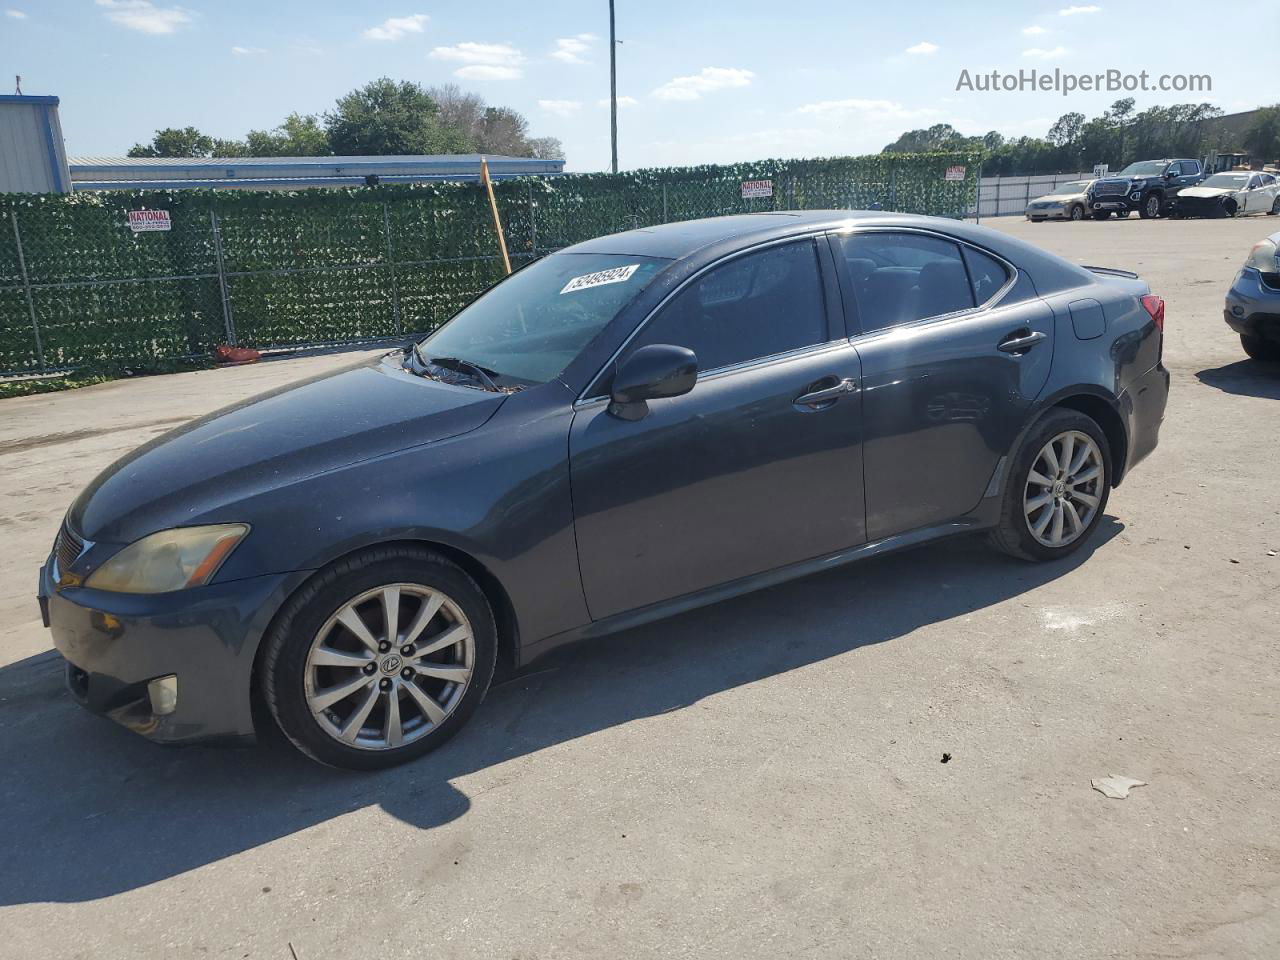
0;0;1269;171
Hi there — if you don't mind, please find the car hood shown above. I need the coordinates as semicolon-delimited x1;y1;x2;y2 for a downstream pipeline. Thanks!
69;354;506;544
1179;186;1238;199
1035;192;1084;202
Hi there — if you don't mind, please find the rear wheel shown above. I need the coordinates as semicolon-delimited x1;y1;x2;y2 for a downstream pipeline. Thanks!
1140;194;1162;219
989;409;1112;562
261;546;497;770
1241;334;1280;362
1268;197;1279;216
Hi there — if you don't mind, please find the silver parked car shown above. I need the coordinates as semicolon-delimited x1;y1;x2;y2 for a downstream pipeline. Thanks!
1025;180;1096;222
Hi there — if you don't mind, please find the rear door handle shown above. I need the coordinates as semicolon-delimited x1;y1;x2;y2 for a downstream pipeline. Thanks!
997;330;1047;354
795;377;858;407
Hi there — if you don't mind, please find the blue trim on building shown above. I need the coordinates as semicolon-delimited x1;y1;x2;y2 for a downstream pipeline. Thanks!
70;172;555;192
39;104;70;192
0;94;60;106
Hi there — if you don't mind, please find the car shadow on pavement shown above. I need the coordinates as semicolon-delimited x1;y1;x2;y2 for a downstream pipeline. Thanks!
0;521;1121;906
1196;360;1280;399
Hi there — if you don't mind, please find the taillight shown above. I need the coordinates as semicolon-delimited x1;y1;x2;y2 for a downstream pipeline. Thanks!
1141;294;1165;332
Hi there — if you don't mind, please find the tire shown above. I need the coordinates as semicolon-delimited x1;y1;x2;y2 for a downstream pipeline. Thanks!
260;545;498;770
1070;205;1085;221
1116;210;1131;218
1268;197;1279;216
988;409;1112;562
1241;334;1280;362
1139;194;1162;219
1092;210;1111;220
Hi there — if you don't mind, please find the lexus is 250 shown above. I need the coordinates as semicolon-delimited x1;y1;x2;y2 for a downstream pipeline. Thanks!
40;211;1169;770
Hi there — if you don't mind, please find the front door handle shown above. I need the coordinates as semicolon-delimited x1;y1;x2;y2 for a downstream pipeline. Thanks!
997;330;1047;354
795;377;858;407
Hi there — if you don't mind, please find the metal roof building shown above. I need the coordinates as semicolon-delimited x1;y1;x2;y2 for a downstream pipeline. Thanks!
66;154;565;192
0;95;72;193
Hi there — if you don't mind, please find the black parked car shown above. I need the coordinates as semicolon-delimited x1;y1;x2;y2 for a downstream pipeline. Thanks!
40;212;1170;769
1090;158;1205;219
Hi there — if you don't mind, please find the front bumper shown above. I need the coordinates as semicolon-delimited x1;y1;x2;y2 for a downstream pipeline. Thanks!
40;559;307;744
1224;268;1280;343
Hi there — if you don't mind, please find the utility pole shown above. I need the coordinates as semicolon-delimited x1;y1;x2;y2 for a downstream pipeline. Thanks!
609;0;618;174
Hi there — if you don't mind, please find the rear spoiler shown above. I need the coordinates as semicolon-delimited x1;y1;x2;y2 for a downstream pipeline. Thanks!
1082;265;1140;280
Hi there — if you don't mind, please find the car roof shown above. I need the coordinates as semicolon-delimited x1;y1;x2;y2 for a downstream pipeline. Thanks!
560;210;961;260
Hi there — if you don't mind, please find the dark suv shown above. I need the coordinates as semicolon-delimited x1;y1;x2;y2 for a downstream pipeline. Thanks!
1089;159;1205;219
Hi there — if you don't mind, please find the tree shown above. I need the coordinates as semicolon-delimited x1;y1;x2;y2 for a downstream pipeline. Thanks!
1047;112;1085;147
212;138;251;157
527;136;565;161
1243;104;1280;162
127;126;216;158
475;106;531;156
245;113;331;157
427;83;485;150
882;123;975;153
324;77;451;155
981;130;1005;151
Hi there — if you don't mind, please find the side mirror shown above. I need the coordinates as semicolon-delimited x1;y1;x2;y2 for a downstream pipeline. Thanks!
608;344;697;421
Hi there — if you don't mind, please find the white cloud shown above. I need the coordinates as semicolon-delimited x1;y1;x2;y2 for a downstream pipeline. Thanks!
5;9;27;19
597;96;638;108
1058;4;1100;14
538;99;582;117
1023;45;1068;59
652;66;754;101
363;14;428;41
905;41;939;55
231;45;267;55
1022;24;1047;35
551;33;596;64
454;64;522;81
95;0;191;34
797;98;937;121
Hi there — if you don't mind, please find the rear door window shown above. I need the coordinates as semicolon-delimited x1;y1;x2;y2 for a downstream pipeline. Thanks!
626;239;829;372
834;232;975;332
961;246;1011;305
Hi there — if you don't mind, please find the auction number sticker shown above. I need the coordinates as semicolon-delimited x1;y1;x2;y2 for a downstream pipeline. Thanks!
561;264;641;294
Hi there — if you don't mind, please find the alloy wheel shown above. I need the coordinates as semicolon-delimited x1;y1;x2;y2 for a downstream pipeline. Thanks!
1023;430;1104;548
1145;195;1160;218
304;583;475;750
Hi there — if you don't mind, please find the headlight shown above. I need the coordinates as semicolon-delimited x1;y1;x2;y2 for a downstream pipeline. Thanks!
1245;239;1279;273
85;524;249;594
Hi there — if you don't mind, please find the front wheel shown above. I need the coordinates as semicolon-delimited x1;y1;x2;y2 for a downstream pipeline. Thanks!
1268;197;1279;216
1241;334;1280;362
1092;210;1111;220
261;546;498;770
988;409;1112;562
1070;204;1085;221
1139;194;1162;219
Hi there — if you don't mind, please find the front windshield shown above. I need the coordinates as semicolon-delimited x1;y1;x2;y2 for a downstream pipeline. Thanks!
1118;161;1168;177
1202;173;1249;189
416;253;667;385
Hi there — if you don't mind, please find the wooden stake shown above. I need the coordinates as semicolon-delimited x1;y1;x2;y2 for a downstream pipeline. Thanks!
480;157;512;276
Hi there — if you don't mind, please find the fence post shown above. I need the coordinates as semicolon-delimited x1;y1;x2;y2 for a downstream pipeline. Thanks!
209;210;236;346
10;211;45;371
661;183;668;223
527;182;537;255
382;202;403;335
974;160;983;223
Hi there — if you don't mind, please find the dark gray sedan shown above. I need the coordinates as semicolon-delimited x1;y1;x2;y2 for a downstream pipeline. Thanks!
40;212;1170;769
1225;230;1280;361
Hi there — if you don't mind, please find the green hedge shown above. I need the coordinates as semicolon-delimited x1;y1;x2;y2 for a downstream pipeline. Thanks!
0;151;980;376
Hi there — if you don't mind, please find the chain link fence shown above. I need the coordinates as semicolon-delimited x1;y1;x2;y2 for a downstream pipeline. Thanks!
0;151;979;378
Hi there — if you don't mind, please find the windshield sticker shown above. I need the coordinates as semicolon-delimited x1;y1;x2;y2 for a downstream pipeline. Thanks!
560;264;641;295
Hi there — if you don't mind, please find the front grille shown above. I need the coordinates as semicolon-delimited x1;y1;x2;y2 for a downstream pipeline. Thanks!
55;522;85;574
1094;181;1129;197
